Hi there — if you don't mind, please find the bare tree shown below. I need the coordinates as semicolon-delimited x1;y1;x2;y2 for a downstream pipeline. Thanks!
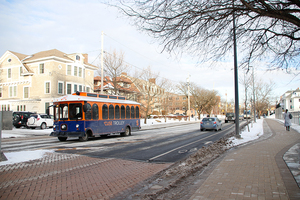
240;69;253;118
254;79;275;118
98;49;130;95
160;81;174;122
178;82;218;118
130;66;168;124
116;0;300;69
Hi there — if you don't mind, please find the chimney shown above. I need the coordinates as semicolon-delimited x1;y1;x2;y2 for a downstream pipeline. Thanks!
149;78;156;84
83;54;88;64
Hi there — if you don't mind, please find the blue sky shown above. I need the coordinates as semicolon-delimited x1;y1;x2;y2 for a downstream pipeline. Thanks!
0;0;299;103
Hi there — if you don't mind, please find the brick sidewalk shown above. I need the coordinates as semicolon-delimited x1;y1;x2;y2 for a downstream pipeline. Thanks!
0;153;171;200
189;119;300;200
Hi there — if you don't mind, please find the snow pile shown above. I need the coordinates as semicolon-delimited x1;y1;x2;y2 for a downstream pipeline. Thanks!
0;150;54;166
229;118;264;146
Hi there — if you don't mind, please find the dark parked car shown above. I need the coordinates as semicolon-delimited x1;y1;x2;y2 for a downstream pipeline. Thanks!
225;113;235;123
200;117;222;131
13;111;35;128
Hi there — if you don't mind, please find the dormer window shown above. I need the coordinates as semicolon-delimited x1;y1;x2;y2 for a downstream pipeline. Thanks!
76;55;80;61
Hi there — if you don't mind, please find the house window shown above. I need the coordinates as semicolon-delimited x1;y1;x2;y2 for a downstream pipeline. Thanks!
74;66;78;76
58;82;64;94
79;67;82;77
39;63;45;74
74;84;78;93
45;82;50;94
86;87;90;92
76;55;80;61
24;87;29;98
20;67;23;75
79;85;82;92
7;68;11;78
0;87;2;97
67;65;72;75
9;86;17;97
8;58;11;62
45;102;50;113
67;83;72;94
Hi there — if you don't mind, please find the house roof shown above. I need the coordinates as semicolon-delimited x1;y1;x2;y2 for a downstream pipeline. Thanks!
94;75;140;93
24;49;73;62
8;51;29;61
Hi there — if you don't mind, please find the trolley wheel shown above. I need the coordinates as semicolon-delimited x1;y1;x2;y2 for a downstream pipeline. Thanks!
58;137;67;141
79;132;89;142
121;127;131;136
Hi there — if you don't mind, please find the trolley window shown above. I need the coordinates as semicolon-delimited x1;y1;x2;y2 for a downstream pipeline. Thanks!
59;104;68;120
131;106;135;118
85;103;92;120
121;105;125;119
136;106;139;118
126;106;130;119
109;105;114;119
92;104;99;120
102;104;108;119
115;105;120;119
69;103;82;120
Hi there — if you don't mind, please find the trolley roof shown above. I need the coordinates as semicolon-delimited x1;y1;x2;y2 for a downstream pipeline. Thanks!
52;92;140;105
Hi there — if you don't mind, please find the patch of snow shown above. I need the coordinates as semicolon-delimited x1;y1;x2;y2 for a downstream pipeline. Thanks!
229;118;264;146
0;150;54;166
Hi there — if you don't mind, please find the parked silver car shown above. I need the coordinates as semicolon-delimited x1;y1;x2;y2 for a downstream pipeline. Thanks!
200;117;222;131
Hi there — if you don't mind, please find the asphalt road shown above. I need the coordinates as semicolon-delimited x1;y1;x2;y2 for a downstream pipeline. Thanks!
2;122;238;163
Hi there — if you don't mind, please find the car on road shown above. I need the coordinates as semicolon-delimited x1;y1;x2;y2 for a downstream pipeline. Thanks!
13;111;35;128
27;114;53;129
239;115;244;120
225;113;235;123
200;117;222;131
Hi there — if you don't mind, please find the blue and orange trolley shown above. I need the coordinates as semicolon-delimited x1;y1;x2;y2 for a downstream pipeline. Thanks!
50;92;140;141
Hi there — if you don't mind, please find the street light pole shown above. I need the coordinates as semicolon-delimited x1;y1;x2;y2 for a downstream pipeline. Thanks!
187;75;191;121
233;0;240;137
100;31;104;94
252;66;256;122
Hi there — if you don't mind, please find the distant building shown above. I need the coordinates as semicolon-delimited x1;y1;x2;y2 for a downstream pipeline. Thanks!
279;88;300;112
0;49;97;113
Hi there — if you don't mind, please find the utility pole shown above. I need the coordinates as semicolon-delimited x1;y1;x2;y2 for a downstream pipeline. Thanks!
100;31;104;94
187;75;191;121
252;66;256;122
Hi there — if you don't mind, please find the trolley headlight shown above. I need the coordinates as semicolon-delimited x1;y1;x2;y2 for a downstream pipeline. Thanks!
76;124;79;130
61;124;67;130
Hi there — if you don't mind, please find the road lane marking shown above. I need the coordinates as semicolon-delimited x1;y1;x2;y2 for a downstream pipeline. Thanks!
147;130;225;162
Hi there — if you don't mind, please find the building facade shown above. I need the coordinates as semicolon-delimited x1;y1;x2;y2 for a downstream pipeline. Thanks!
0;49;97;113
94;72;197;117
280;88;300;112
